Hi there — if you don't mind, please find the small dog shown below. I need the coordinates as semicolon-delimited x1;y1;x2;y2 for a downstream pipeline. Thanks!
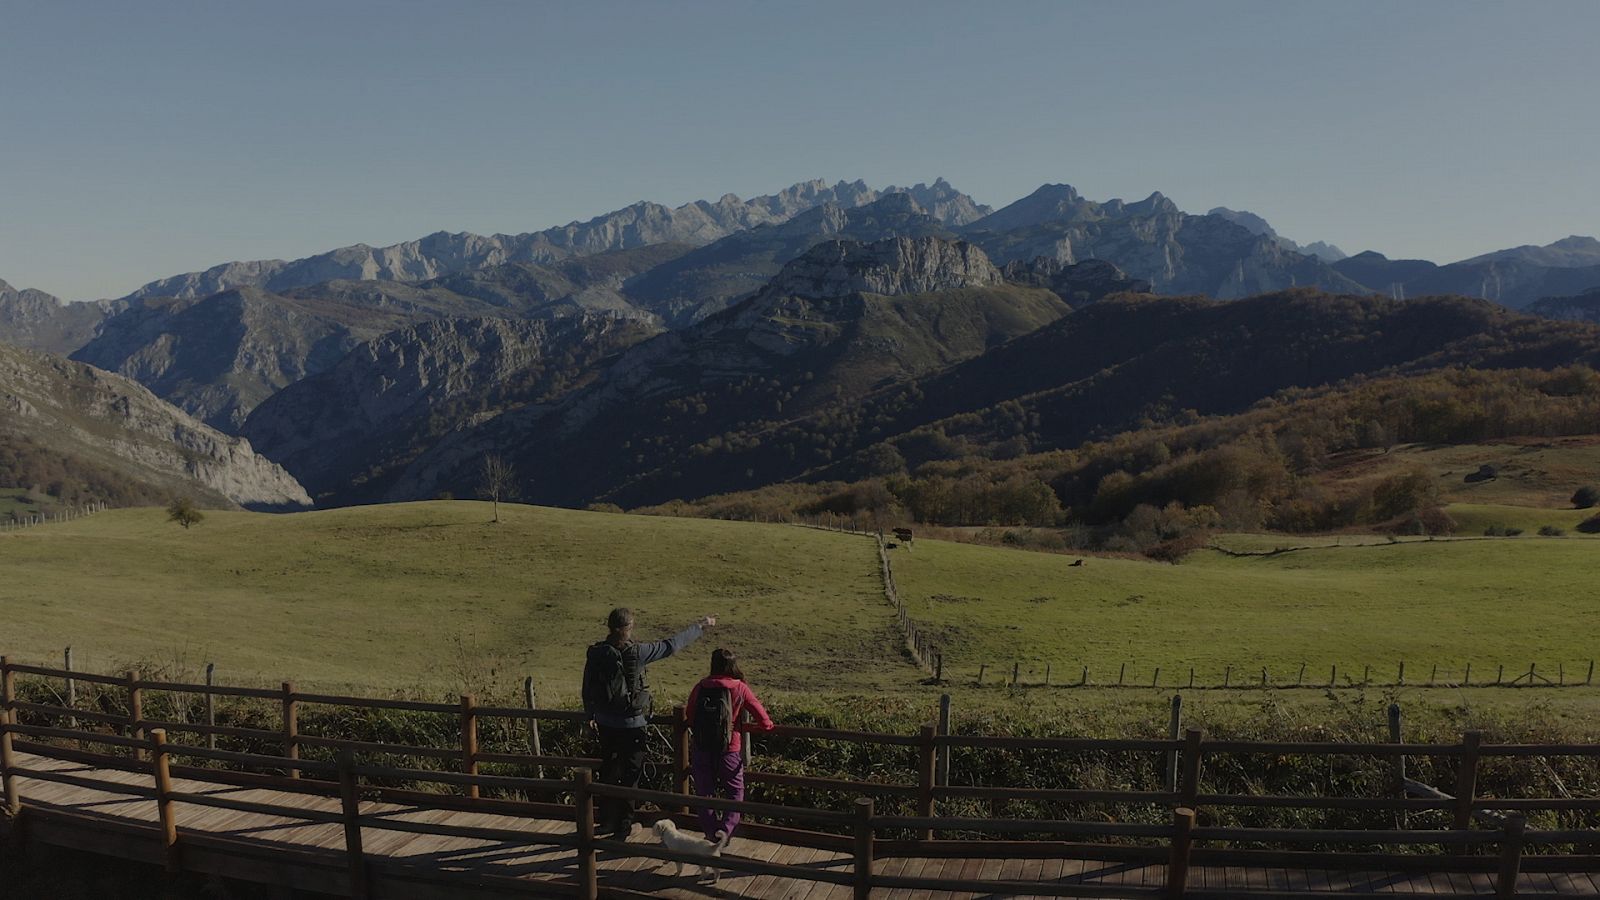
651;819;731;884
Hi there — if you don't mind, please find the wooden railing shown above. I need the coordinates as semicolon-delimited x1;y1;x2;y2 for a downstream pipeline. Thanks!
5;656;1600;898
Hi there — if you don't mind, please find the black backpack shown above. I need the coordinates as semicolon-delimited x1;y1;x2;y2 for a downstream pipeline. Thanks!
583;641;649;718
691;683;734;752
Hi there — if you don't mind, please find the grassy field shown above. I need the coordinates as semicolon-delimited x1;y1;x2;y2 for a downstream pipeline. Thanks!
0;502;894;699
6;499;1600;721
891;532;1600;686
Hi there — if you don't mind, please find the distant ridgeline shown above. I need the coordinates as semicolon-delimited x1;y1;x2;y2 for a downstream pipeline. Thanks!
2;179;1599;532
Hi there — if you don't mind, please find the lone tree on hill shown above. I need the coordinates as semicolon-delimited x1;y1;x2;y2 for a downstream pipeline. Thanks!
166;497;204;529
478;454;517;523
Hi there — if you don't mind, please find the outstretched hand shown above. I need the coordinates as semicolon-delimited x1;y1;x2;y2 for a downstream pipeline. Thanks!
699;615;718;628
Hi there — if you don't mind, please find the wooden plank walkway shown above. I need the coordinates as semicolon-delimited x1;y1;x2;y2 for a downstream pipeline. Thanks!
7;752;1600;898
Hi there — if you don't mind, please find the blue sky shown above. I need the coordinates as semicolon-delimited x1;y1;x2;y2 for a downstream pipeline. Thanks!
3;1;1597;300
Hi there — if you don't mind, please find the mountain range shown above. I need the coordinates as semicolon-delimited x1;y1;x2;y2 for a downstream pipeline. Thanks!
3;176;1598;521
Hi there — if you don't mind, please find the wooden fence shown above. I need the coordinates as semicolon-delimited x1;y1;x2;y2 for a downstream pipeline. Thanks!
6;656;1600;898
0;499;108;530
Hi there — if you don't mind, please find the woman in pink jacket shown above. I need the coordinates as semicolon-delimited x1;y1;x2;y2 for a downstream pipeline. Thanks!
686;648;775;841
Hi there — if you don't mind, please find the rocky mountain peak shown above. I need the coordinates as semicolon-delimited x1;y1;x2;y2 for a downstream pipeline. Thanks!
761;236;1003;300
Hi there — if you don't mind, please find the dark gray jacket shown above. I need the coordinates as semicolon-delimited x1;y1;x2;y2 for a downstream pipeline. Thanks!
585;623;704;729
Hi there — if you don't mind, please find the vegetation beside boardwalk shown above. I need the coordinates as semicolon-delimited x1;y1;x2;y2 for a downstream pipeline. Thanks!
10;666;1600;838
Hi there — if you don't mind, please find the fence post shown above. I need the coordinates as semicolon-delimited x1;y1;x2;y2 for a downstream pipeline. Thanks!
150;729;179;872
524;677;545;779
935;654;944;683
1118;662;1126;686
337;751;369;899
1464;662;1472;688
672;704;691;814
1495;814;1527;899
1166;806;1195;899
2;657;19;817
461;694;480;799
575;768;599;900
936;694;952;788
1178;728;1204;810
1387;703;1406;796
1165;694;1183;793
1588;660;1595;686
64;647;77;730
204;664;216;751
853;797;875;900
914;724;937;840
127;670;145;762
1330;664;1337;687
281;682;299;779
1452;731;1482;830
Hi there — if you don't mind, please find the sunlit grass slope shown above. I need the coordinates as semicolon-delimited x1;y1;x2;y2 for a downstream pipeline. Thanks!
0;502;890;698
891;535;1600;684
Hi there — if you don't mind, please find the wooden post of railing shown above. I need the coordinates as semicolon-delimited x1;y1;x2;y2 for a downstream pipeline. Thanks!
204;663;216;751
337;751;369;899
672;704;691;814
150;729;179;872
1495;814;1527;899
461;694;480;799
575;768;599;900
1453;730;1482;830
524;676;545;779
1166;806;1196;899
281;682;299;779
127;670;145;761
853;797;875;900
1;657;19;818
1388;702;1407;827
1178;728;1203;810
1165;694;1183;793
917;724;936;840
936;694;952;787
64;646;77;730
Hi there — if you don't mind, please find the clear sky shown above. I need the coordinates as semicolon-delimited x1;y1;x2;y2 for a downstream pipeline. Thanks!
3;1;1597;301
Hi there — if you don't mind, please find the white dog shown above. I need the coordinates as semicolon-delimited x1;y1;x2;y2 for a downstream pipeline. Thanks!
651;819;731;884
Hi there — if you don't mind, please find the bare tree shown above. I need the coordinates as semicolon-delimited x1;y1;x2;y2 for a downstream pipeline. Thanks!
479;454;517;523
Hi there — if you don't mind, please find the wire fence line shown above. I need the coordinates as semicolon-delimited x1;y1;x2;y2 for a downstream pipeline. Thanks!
1;500;108;531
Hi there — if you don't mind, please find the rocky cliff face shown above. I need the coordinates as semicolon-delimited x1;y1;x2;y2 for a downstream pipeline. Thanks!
0;280;125;355
122;179;990;301
241;314;660;503
962;186;1368;299
0;344;310;508
1001;257;1152;306
760;236;1002;300
622;193;957;325
72;287;370;431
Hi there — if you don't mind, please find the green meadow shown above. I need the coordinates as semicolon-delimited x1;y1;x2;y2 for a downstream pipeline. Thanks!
4;500;1600;718
890;530;1600;686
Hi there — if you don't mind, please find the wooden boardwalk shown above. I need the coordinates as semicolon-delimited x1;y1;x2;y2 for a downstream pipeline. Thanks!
9;751;1600;898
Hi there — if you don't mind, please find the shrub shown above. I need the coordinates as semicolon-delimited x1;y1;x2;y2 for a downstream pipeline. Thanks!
1482;524;1523;537
1577;514;1600;535
1538;525;1566;536
1572;486;1600;509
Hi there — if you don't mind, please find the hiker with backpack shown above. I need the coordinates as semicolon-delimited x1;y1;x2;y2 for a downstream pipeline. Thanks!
686;648;775;842
582;607;715;839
